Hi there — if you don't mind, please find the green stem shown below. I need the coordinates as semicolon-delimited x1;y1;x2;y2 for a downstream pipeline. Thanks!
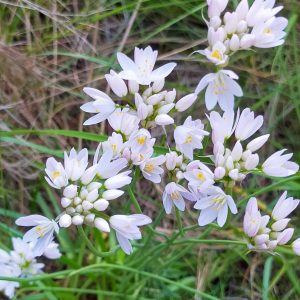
127;185;142;213
78;226;119;258
175;207;184;237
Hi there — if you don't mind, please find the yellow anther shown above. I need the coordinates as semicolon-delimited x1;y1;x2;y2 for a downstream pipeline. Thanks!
145;163;154;173
52;171;61;179
111;144;118;153
185;135;193;144
211;49;222;60
170;191;181;201
137;136;146;145
197;172;205;182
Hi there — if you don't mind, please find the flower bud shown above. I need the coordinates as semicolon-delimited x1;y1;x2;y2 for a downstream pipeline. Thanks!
224;12;238;34
271;218;290;232
292;238;300;256
158;103;174;114
94;218;110;232
165;152;179;171
72;215;84;225
74;196;82;205
147;104;154;115
128;80;139;94
102;189;124;200
236;20;247;33
75;204;83;213
147;93;164;105
105;70;128;97
152;79;165;93
85;213;95;224
214;166;226;179
240;34;255;49
165;89;176;103
277;228;294;245
66;207;75;214
94;199;109;211
142;87;152;98
137;102;148;120
229;169;239;181
254;234;269;245
246;134;270;152
267;240;278;250
231;141;243;161
61;197;72;208
244;154;259;170
86;189;99;203
63;185;77;199
82;200;93;211
229;34;240;51
175;93;197;112
59;214;72;228
87;182;102;192
81;166;97;185
104;173;132;189
225;156;234;170
155;114;174;126
209;16;222;29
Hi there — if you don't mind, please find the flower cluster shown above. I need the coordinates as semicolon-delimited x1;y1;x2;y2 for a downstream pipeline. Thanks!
0;238;61;298
196;0;288;111
244;193;300;253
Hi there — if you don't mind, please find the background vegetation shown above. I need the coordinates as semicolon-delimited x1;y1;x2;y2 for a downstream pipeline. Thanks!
0;0;300;299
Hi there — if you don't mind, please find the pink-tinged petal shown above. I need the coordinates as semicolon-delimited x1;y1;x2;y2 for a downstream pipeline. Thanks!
163;194;172;214
174;197;186;212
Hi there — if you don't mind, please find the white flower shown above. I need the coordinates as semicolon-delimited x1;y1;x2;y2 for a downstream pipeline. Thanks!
262;149;299;177
0;265;20;299
94;218;110;232
42;242;61;259
276;228;294;245
64;148;88;181
105;70;128;97
15;215;59;256
195;70;243;111
184;163;215;192
81;87;116;126
252;17;288;48
59;214;72;228
108;108;140;137
117;46;176;85
207;0;229;18
271;191;299;221
235;108;263;141
174;116;209;159
208;109;236;144
194;186;237;227
243;197;262;237
102;133;124;159
128;129;155;155
175;93;197;112
162;182;195;214
110;214;152;255
140;155;165;183
45;157;68;189
197;41;228;65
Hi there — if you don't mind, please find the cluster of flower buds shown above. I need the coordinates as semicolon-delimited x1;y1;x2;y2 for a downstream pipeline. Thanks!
243;193;300;252
81;46;197;128
195;0;288;111
202;0;288;65
0;238;61;299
